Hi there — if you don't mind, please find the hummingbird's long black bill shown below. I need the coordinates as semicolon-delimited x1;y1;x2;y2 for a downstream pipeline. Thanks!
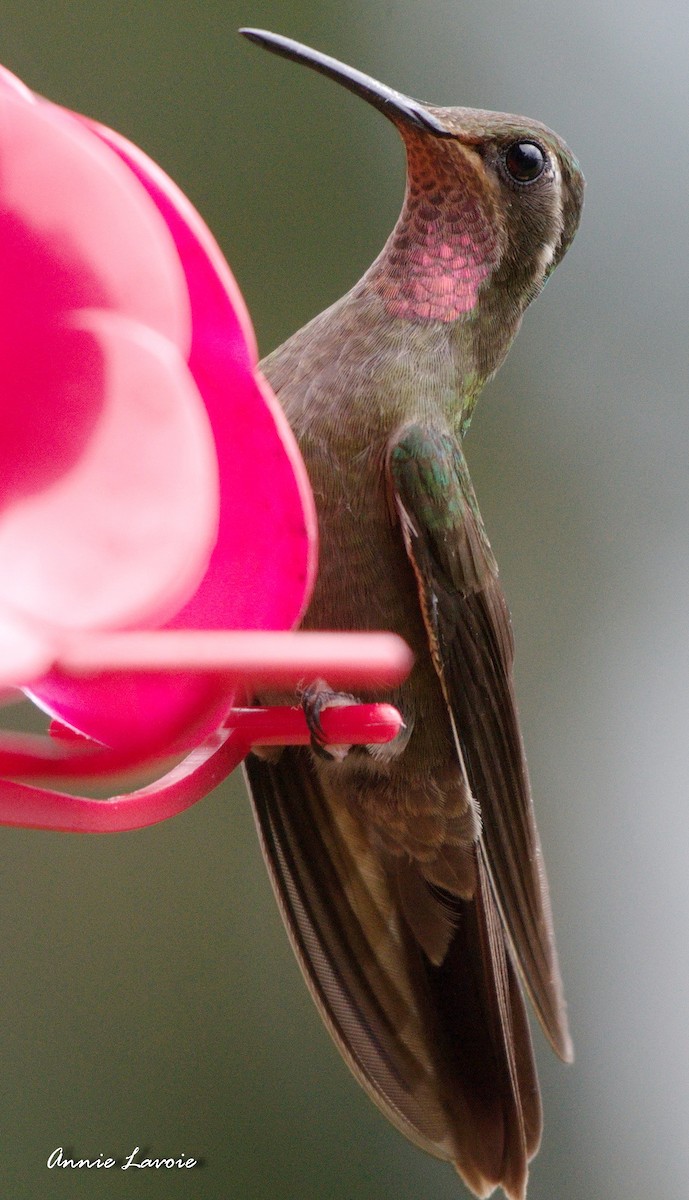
239;28;453;138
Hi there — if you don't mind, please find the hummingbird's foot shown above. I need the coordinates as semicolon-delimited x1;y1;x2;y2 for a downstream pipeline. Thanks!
300;679;358;762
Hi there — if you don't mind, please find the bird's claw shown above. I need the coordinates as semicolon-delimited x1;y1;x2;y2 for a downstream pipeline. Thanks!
301;679;358;761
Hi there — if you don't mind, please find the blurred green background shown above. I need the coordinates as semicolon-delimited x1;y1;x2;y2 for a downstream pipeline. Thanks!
2;1;687;1198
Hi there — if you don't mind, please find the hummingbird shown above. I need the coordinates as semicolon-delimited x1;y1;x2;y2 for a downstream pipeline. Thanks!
240;28;584;1200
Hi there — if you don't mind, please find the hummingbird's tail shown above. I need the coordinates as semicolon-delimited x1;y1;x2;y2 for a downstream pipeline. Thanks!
423;843;541;1198
244;746;540;1200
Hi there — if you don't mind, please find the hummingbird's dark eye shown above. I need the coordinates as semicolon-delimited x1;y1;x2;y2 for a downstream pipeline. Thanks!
503;140;547;184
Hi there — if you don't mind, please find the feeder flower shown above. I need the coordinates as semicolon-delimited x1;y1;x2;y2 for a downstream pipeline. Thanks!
0;64;317;751
0;66;411;832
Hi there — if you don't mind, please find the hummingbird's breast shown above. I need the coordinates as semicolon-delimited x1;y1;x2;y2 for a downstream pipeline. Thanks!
261;294;468;773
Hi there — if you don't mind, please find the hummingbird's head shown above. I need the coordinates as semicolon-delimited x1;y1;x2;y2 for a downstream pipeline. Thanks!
421;104;584;296
240;29;584;336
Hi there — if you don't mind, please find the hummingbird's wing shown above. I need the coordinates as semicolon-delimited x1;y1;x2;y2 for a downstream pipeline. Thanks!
245;745;538;1200
242;418;567;1198
244;746;455;1156
388;423;572;1064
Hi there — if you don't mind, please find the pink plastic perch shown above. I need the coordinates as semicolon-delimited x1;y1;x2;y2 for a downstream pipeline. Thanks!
0;631;412;782
0;700;406;834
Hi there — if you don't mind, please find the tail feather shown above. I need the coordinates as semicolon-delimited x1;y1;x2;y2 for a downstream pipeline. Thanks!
417;848;540;1197
244;747;540;1199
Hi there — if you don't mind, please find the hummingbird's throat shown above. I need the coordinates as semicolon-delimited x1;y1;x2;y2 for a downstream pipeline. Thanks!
368;136;501;324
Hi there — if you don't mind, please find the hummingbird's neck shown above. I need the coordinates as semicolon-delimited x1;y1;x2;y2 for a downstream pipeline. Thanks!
362;132;502;325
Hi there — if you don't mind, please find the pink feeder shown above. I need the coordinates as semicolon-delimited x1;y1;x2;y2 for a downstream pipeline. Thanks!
0;66;412;833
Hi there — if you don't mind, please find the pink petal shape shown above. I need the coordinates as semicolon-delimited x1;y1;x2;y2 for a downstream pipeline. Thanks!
0;65;37;103
0;69;319;766
0;73;222;691
92;120;317;631
29;121;316;751
1;312;218;633
0;610;55;689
